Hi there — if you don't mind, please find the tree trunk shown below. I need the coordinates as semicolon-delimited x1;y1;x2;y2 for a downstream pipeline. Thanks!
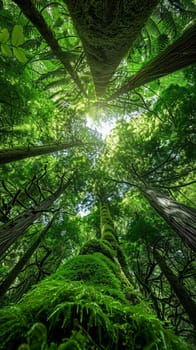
64;0;159;96
0;199;189;350
140;185;196;251
0;217;55;299
100;201;118;242
0;176;72;256
0;141;82;164
99;200;135;286
12;0;86;96
153;248;196;329
110;24;196;99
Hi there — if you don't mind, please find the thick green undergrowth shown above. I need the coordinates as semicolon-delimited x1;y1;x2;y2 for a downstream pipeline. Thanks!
0;245;191;350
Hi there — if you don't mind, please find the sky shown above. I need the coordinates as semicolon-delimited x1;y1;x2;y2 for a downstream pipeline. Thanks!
86;116;116;139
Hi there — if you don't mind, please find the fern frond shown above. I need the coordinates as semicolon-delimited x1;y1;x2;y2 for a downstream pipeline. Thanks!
146;18;161;37
45;79;66;90
160;7;177;36
157;33;169;51
38;68;65;81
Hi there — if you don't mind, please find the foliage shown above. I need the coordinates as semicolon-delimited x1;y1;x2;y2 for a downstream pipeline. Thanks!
0;0;195;348
0;24;27;62
80;239;115;261
0;249;191;350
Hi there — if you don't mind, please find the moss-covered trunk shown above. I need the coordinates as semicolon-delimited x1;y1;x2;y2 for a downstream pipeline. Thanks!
0;200;190;349
64;0;159;96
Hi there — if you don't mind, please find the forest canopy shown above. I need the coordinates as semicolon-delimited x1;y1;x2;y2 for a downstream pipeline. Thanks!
0;1;196;349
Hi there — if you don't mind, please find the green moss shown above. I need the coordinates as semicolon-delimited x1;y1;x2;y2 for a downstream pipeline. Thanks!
57;340;80;350
0;279;191;350
80;239;115;260
27;322;47;350
116;245;131;280
57;331;89;350
102;232;118;249
0;240;191;350
17;345;30;350
57;253;122;293
123;285;141;304
101;223;115;235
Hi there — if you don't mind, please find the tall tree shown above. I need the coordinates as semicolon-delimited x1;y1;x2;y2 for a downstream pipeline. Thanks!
0;216;55;298
109;23;196;99
0;175;72;256
12;0;86;96
139;184;196;251
101;104;195;251
153;247;196;329
64;0;159;95
0;1;195;347
0;141;83;164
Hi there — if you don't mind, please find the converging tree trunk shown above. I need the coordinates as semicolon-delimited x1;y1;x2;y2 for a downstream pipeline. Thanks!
0;217;55;299
110;24;196;99
153;248;196;329
12;0;86;96
0;141;83;164
0;176;72;256
140;185;196;251
64;0;159;96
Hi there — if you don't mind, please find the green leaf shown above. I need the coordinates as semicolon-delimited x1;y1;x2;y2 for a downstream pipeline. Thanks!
0;28;9;43
11;24;24;46
1;43;12;56
13;47;27;63
17;344;31;350
48;343;58;350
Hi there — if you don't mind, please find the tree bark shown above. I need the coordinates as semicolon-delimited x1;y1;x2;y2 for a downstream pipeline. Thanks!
100;201;118;241
140;185;196;251
110;24;196;99
0;176;72;256
99;201;132;284
0;217;55;298
153;248;196;329
12;0;86;96
0;141;82;164
64;0;159;96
